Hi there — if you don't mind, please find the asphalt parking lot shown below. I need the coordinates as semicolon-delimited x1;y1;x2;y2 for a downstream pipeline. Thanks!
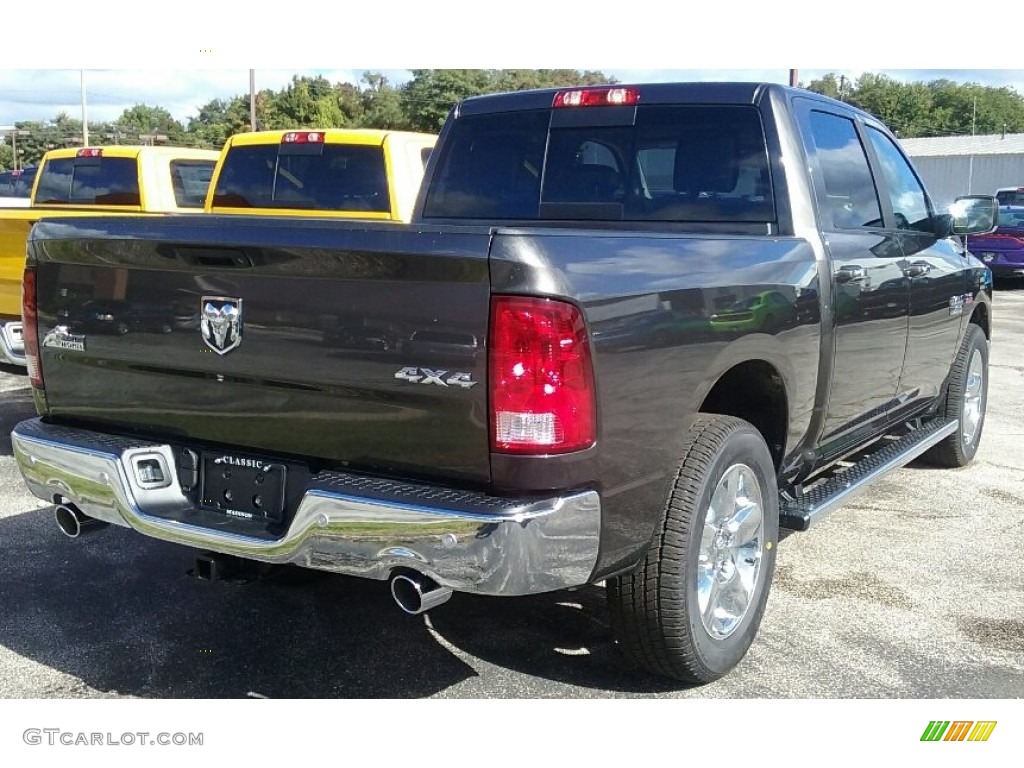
0;288;1022;699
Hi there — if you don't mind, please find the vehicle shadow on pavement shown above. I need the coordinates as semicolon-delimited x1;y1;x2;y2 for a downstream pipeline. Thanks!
0;512;682;697
427;587;687;694
0;514;478;697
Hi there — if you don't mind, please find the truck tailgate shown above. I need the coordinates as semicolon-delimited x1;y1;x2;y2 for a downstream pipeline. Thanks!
30;216;493;483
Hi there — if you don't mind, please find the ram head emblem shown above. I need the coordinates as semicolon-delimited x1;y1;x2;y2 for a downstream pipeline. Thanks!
200;297;243;355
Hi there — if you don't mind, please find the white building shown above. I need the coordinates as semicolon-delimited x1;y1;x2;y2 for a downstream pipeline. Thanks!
901;133;1024;210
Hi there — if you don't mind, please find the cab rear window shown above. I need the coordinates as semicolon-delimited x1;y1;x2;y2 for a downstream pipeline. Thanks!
35;157;140;205
0;167;35;198
211;144;390;212
423;105;774;223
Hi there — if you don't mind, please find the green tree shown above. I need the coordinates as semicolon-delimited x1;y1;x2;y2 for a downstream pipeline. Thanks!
267;75;353;129
401;69;495;132
358;73;410;130
805;73;844;100
399;69;616;133
804;71;1024;138
115;104;185;144
7;117;87;166
0;140;13;172
187;96;252;148
493;69;614;92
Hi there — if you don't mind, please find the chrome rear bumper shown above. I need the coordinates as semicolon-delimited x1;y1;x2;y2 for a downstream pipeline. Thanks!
11;418;601;596
0;320;25;366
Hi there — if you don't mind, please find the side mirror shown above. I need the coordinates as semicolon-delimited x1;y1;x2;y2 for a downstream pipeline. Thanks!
949;195;998;236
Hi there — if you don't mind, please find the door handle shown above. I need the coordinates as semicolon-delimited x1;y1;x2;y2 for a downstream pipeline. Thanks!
904;261;931;278
836;265;867;283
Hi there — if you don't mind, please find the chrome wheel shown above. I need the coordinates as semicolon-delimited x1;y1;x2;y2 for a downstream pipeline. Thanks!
697;463;765;639
962;348;984;446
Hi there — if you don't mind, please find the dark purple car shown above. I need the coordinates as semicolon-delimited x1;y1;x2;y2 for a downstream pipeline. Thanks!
968;205;1024;279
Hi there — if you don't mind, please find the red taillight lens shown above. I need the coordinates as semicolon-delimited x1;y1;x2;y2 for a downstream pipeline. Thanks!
22;267;43;388
489;296;596;454
553;87;640;108
76;148;102;158
281;131;324;144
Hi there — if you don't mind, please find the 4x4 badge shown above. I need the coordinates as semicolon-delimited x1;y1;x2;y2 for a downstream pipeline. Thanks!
201;296;243;355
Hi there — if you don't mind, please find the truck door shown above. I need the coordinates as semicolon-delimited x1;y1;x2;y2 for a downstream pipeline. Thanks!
796;104;910;447
862;126;966;419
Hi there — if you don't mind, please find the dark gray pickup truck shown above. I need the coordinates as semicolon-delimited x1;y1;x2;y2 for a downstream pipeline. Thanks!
11;83;997;684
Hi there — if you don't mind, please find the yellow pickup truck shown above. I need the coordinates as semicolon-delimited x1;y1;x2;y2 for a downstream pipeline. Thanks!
206;129;436;222
0;145;218;366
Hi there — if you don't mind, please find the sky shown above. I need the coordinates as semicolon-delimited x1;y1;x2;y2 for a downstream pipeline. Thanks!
5;69;1024;128
2;0;1022;130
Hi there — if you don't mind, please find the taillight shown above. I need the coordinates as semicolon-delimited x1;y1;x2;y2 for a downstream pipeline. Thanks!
281;131;324;144
22;267;43;388
76;148;102;158
553;87;640;108
489;296;596;454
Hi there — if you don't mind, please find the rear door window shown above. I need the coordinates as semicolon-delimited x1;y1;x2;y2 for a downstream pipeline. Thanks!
35;157;140;205
212;143;390;212
805;111;883;230
170;160;216;208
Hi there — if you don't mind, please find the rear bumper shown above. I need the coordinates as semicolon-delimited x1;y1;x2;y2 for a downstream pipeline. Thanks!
11;418;601;596
973;249;1024;276
0;320;25;366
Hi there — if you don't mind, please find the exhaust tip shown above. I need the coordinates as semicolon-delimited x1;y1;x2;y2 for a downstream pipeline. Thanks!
55;504;82;538
54;502;107;539
390;573;453;615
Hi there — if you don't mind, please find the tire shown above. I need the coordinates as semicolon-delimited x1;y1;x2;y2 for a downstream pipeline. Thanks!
607;415;779;684
922;323;989;468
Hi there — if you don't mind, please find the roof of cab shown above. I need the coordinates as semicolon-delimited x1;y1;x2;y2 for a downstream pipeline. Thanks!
456;82;778;116
225;128;436;147
42;145;219;161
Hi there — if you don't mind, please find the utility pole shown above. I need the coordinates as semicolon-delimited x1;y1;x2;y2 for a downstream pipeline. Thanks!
80;69;89;147
249;69;256;132
789;69;798;87
5;128;31;171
